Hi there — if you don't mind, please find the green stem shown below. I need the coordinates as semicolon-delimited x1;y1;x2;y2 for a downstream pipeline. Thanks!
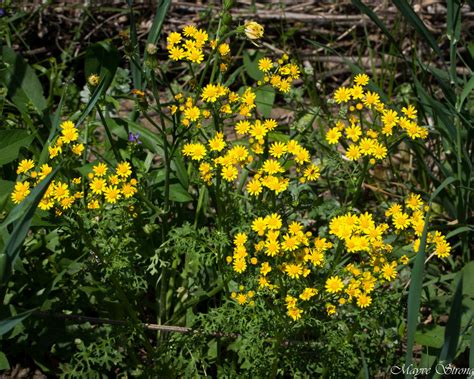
351;158;369;207
96;106;121;162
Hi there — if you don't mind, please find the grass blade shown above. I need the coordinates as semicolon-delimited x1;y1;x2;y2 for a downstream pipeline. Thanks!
439;276;463;363
392;0;442;56
38;84;68;165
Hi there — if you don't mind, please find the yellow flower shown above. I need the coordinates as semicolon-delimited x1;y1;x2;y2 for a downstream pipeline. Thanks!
402;104;417;119
104;186;121;204
269;141;287;158
167;31;182;47
168;46;186;61
281;233;299;252
346;144;361;161
325;276;344;294
354;73;369;86
334;87;351;103
236;293;247;305
287;307;302;321
345;124;362;142
363;91;380;108
87;199;100;210
182;143;207;161
11;181;30;204
121;183;137;198
326;127;341;145
303;164;320;181
221;165;238;182
93;163;108;177
246;178;262;196
252;217;267;236
208;132;226;152
88;74;100;86
218;43;230;56
262;159;284;174
17;159;35;175
258;57;273;72
381;261;397;281
90;177;106;195
184;106;200;122
244;21;264;40
53;181;69;200
260;262;271;276
299;288;317;301
201;84;224;103
356;293;372;308
235;120;251;135
392;212;410;230
233;258;247;273
72;143;84;156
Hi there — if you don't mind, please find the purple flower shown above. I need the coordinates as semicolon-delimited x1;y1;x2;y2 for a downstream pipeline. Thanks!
128;132;141;144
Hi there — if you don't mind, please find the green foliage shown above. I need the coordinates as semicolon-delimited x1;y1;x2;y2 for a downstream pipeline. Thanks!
0;1;470;377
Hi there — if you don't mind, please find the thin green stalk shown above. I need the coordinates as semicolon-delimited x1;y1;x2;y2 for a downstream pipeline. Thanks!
96;106;120;162
351;158;369;207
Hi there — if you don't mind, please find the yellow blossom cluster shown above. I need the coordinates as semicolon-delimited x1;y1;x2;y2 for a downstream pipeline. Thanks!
231;286;255;306
257;54;301;93
86;161;137;209
182;123;320;195
228;204;450;320
48;121;85;159
326;74;428;163
167;25;209;64
11;119;138;215
385;193;452;259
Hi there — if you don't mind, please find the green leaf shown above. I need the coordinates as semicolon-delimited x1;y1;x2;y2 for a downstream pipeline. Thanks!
458;75;474;110
0;46;47;114
243;50;265;81
415;325;445;349
145;0;171;56
405;210;430;374
168;183;193;202
84;41;120;90
439;277;463;363
171;154;189;189
392;0;442;55
0;309;36;337
255;85;275;118
108;117;164;155
0;180;15;211
0;130;35;166
0;351;9;370
38;85;68;166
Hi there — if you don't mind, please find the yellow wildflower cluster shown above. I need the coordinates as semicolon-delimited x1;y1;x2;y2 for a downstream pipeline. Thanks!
48;121;85;159
326;74;428;162
167;25;209;64
11;158;137;214
385;193;452;259
257;54;301;93
227;213;332;320
231;286;255;306
86;161;137;209
228;204;450;320
182;123;320;195
11;118;138;214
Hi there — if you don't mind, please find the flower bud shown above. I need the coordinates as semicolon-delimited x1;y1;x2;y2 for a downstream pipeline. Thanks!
244;21;264;41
